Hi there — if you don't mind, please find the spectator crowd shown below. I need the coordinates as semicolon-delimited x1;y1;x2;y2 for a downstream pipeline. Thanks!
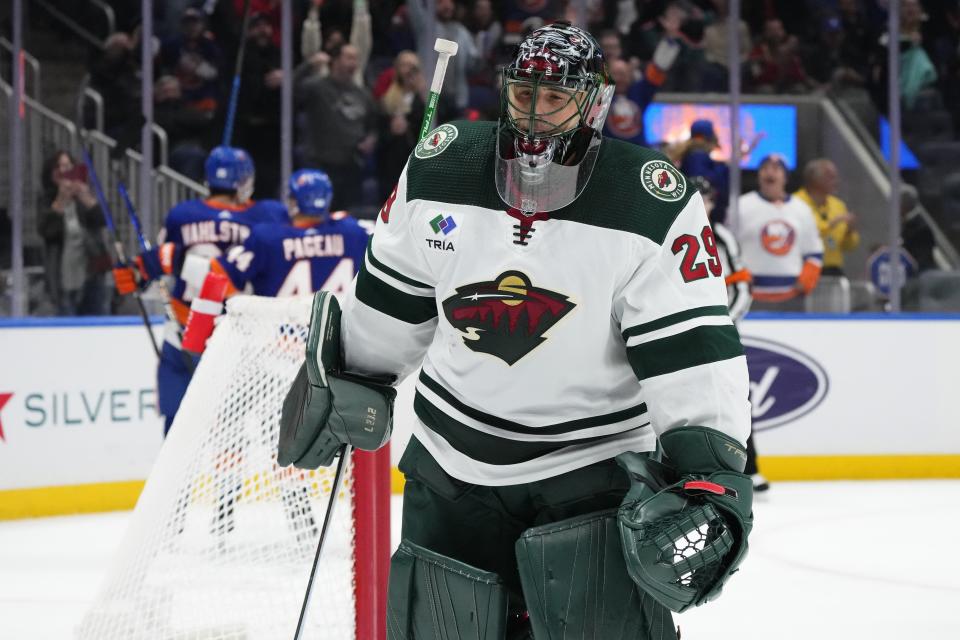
13;0;960;314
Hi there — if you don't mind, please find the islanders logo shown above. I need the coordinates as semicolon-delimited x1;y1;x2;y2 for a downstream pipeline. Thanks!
760;220;796;256
608;96;642;139
442;271;575;365
640;160;686;202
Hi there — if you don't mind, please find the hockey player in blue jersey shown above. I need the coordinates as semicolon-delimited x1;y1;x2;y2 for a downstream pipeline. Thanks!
188;168;369;303
178;169;369;545
115;146;289;432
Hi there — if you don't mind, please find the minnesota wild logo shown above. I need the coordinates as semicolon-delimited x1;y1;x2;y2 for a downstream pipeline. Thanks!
442;271;575;365
415;124;459;159
640;159;686;202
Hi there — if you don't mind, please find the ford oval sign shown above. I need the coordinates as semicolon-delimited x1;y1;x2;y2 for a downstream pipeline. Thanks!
742;337;829;431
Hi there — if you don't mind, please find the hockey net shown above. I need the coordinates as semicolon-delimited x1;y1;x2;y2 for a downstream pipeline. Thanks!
77;295;390;640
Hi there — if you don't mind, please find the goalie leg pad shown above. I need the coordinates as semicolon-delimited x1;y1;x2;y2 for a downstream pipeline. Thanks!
515;509;676;640
387;540;509;640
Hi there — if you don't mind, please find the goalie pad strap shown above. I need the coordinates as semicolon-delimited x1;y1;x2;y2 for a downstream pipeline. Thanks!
516;509;676;640
387;540;508;640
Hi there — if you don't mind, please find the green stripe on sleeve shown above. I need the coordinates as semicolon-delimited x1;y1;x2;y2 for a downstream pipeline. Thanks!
355;261;437;324
622;305;730;340
627;324;743;380
366;242;432;289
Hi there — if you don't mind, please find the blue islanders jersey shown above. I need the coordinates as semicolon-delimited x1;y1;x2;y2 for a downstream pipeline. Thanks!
215;212;369;297
158;198;289;314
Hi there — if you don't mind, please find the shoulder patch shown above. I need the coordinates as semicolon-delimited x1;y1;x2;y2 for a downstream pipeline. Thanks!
640;159;687;203
415;124;459;159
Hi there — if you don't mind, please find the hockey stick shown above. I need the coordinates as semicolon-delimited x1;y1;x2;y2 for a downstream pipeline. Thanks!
117;181;196;373
293;444;352;640
417;38;459;141
79;146;160;359
222;0;253;147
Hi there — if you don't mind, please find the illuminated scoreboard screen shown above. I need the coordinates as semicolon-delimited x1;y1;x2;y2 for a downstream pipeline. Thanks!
644;103;798;170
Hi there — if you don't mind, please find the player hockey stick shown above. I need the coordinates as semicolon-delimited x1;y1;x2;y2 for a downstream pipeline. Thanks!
293;444;352;640
79;146;160;359
222;0;253;147
117;181;196;372
418;38;459;141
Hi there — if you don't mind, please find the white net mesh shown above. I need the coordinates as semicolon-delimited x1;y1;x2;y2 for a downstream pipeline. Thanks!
78;295;375;640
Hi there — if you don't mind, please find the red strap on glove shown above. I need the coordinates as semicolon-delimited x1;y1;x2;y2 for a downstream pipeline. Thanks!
182;272;230;355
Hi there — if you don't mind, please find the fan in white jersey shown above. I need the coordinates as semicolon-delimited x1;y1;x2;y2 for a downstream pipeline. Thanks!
278;22;755;638
727;153;824;312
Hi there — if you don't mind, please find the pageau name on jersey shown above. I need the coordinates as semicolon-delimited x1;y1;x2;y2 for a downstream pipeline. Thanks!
214;212;369;298
340;119;750;485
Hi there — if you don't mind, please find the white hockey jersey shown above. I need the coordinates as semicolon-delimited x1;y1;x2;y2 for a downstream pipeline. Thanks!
728;191;824;301
339;121;750;485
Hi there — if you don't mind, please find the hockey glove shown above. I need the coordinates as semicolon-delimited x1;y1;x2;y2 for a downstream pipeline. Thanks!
616;427;753;613
277;291;396;469
136;242;183;284
113;265;138;295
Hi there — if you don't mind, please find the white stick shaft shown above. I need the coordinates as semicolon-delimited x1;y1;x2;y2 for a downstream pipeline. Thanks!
430;53;453;94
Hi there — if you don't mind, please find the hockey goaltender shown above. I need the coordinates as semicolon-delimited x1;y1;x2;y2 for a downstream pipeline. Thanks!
279;22;754;640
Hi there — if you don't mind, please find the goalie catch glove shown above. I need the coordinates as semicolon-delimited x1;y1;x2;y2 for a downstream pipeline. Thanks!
616;427;753;613
277;291;396;469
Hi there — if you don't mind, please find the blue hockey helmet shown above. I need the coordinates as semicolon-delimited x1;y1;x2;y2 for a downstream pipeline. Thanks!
205;146;255;191
289;169;333;217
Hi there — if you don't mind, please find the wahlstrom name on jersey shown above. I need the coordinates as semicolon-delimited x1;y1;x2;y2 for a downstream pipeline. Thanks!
180;220;252;246
338;120;751;486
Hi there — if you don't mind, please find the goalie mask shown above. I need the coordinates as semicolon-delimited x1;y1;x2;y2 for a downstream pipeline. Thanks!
497;22;614;213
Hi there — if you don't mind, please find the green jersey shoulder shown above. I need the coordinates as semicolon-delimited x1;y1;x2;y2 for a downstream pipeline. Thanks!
406;121;694;245
406;120;502;210
560;139;695;245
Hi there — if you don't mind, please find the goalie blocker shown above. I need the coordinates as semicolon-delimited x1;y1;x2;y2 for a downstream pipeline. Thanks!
277;291;396;469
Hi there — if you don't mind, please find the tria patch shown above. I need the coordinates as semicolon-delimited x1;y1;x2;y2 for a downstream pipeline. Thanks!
425;238;455;251
429;214;457;235
415;124;458;159
640;160;687;202
442;271;575;365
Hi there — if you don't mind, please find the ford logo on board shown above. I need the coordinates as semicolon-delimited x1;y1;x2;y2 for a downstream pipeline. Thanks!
742;337;829;431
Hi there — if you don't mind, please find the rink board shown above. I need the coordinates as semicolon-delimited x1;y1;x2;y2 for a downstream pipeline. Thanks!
0;314;958;518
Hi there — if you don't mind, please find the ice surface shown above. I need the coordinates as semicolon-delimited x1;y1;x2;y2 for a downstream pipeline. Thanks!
2;481;958;639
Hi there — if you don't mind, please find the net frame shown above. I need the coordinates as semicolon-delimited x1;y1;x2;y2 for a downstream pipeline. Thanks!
77;295;390;640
